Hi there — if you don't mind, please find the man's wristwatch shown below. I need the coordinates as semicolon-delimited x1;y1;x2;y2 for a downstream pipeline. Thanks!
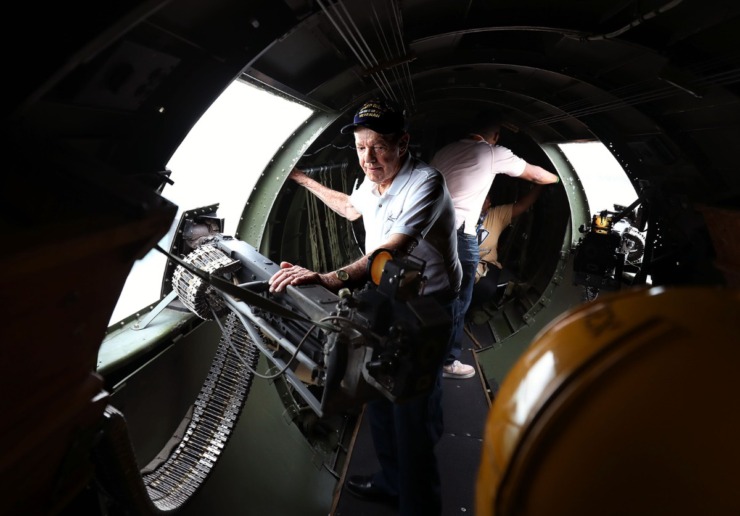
335;269;350;282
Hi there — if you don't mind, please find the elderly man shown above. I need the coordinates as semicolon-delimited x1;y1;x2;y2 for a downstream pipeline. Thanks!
269;97;461;516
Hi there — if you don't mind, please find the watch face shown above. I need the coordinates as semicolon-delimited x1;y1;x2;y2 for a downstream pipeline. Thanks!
336;269;350;281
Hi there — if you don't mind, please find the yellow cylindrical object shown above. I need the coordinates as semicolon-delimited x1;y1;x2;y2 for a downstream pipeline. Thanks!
477;286;740;516
369;249;394;285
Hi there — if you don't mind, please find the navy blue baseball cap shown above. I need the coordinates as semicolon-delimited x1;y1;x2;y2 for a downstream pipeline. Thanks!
340;97;406;134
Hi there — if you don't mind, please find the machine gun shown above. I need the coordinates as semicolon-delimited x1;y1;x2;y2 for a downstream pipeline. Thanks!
168;234;451;417
573;197;647;297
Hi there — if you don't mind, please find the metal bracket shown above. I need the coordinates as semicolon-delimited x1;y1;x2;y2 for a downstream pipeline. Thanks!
132;290;178;330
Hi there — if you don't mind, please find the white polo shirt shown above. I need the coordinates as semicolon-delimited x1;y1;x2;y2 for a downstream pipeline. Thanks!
431;140;526;235
349;155;462;295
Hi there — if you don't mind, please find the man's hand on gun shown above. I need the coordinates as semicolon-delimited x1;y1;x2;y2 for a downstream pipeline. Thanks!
268;262;321;293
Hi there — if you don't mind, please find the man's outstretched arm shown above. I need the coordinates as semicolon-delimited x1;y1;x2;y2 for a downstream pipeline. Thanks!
519;163;559;185
290;168;362;220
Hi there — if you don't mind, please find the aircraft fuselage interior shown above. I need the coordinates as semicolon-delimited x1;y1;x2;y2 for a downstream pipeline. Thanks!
3;0;740;515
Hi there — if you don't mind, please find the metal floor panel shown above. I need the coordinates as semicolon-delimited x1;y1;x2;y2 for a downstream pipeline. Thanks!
332;347;490;516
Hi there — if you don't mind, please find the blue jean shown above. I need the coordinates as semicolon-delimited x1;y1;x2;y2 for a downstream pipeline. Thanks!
446;229;479;365
366;296;454;516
